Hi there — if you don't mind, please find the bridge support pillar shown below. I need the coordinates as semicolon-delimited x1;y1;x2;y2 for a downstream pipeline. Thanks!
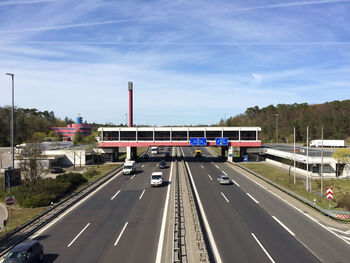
221;146;228;160
126;147;137;160
114;147;119;161
228;146;233;163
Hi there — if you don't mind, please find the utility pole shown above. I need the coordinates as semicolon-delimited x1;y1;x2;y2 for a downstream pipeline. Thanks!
306;126;309;191
321;126;324;196
5;73;14;192
275;113;279;143
294;126;296;185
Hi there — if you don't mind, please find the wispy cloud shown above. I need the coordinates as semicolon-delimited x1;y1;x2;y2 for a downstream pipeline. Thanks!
0;0;62;7
1;0;349;125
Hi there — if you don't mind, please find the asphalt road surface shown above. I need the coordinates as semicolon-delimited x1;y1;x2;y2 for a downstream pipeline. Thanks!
32;149;172;263
182;146;350;263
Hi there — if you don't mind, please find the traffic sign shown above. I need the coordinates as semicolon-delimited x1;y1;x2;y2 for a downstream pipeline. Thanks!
5;196;15;206
326;188;333;199
190;138;207;146
243;155;248;162
215;137;228;146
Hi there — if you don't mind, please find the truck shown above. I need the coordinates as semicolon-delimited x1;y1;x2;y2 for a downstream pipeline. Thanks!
309;140;345;148
151;146;158;155
123;160;136;175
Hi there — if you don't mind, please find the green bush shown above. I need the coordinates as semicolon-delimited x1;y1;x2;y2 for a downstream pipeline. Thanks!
84;168;100;178
337;192;350;210
9;173;87;208
56;172;87;186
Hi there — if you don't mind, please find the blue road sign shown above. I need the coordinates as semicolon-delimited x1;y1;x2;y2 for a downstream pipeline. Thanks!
190;138;198;146
198;138;207;145
190;138;207;146
243;155;248;162
215;137;228;146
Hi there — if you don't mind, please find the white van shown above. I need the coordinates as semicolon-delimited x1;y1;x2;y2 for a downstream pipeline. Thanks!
150;172;163;187
123;160;136;175
151;146;158;155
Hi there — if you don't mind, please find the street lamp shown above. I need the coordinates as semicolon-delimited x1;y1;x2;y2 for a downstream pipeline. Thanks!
274;113;279;144
5;73;14;191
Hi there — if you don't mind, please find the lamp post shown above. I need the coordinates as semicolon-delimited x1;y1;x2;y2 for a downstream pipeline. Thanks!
5;73;14;192
274;113;279;143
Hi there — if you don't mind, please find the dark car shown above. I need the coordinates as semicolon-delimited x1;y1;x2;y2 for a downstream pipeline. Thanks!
143;154;149;159
50;167;64;174
158;160;167;169
4;240;44;263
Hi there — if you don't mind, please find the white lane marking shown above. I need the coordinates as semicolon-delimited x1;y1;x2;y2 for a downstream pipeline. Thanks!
266;189;350;245
111;190;121;201
211;162;215;165
232;179;240;187
181;148;223;263
247;193;259;204
272;216;295;236
222;171;227;175
221;192;230;203
342;236;350;241
130;174;136;180
201;165;204;169
141;164;144;168
327;226;350;235
208;174;213;181
251;233;275;263
139;189;145;200
31;170;123;239
155;149;174;263
232;165;350;246
215;164;220;169
114;222;128;246
67;223;90;247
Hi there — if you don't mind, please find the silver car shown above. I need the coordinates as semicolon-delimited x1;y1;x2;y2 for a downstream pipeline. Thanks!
217;175;230;185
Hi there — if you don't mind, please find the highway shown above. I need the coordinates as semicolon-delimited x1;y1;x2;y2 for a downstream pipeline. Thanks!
181;146;350;262
18;146;350;262
32;149;173;263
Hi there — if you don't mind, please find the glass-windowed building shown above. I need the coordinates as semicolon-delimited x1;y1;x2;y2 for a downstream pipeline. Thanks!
52;117;92;141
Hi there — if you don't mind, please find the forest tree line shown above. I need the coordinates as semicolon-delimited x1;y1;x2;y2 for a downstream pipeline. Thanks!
219;100;350;143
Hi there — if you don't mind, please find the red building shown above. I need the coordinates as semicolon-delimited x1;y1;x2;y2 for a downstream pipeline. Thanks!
52;117;92;141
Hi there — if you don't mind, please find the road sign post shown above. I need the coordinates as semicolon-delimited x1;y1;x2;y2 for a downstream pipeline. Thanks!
5;196;15;231
326;188;333;215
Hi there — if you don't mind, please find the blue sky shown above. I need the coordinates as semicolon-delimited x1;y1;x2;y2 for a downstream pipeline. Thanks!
0;0;349;126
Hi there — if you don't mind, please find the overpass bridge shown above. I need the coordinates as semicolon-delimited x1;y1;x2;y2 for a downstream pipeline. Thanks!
97;126;261;160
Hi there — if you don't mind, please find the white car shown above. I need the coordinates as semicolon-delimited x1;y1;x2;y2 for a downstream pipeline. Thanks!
217;175;231;185
151;172;163;187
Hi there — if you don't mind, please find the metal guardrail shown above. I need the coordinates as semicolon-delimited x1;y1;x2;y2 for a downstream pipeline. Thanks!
0;164;124;257
235;163;350;221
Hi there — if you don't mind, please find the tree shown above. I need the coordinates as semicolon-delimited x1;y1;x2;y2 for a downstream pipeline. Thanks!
31;132;46;143
18;143;46;192
73;131;82;145
332;148;350;177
